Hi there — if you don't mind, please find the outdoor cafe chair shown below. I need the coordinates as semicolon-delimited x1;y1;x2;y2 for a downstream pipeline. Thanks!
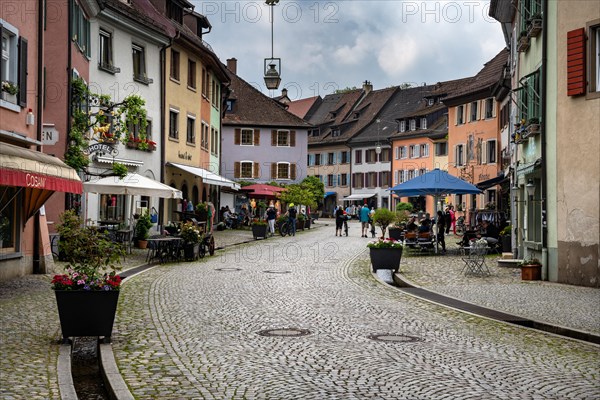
461;244;490;276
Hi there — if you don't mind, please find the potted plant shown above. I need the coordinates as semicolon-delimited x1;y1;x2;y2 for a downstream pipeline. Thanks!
52;210;125;342
1;80;18;102
297;213;306;230
251;218;268;240
517;30;530;52
180;221;202;261
388;210;409;241
500;225;512;253
195;202;208;222
527;14;542;37
135;211;153;248
372;208;397;239
520;256;542;281
367;238;403;273
164;222;180;236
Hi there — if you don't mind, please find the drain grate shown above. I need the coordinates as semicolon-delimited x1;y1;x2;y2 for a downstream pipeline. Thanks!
263;270;291;274
215;268;242;272
367;334;423;343
258;328;311;337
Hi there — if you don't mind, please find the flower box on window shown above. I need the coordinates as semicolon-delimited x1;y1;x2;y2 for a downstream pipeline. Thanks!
527;18;542;38
517;35;530;52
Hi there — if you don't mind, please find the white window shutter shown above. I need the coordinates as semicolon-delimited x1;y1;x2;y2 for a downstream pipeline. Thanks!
482;141;487;164
455;145;459;166
492;99;497;118
478;100;482;120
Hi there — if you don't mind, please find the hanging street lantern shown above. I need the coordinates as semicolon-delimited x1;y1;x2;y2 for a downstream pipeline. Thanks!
264;0;281;91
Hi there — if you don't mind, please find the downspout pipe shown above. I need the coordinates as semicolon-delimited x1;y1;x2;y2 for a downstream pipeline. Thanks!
33;0;45;274
159;37;174;229
541;0;548;278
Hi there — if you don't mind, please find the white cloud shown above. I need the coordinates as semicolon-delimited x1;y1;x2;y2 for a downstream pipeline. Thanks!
377;35;419;77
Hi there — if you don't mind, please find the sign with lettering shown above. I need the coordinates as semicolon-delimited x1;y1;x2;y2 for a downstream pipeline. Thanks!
42;124;59;145
87;143;119;157
178;151;192;161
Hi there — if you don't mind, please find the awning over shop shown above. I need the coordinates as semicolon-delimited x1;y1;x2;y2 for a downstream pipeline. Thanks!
343;193;376;201
476;172;508;190
167;162;240;190
324;191;336;198
516;159;542;177
0;141;82;220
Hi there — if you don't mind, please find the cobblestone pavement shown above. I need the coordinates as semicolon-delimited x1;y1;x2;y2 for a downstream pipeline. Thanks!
398;236;600;335
0;248;150;399
113;221;600;399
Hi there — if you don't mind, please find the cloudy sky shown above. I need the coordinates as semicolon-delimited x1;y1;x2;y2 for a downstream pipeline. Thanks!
191;1;506;100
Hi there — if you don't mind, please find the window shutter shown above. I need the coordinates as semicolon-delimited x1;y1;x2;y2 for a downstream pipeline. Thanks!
492;99;497;118
378;172;383;188
290;130;296;147
454;145;458;166
18;37;28;107
0;24;4;82
234;128;241;145
455;108;459;125
567;28;586;96
253;129;260;145
234;162;240;178
482;141;487;164
253;162;259;178
290;164;296;180
271;130;277;146
270;163;277;179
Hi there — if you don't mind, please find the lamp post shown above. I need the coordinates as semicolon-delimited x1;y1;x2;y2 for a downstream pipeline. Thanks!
526;179;535;200
264;0;281;91
375;119;382;155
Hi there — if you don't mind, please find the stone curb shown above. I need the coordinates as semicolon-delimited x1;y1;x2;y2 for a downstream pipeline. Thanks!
392;271;600;345
99;342;135;400
57;343;78;400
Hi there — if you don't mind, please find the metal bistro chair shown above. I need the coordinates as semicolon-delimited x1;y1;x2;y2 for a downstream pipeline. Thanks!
461;244;490;276
115;229;134;256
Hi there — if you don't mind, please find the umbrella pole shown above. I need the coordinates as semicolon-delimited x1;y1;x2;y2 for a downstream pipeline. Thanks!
433;195;439;254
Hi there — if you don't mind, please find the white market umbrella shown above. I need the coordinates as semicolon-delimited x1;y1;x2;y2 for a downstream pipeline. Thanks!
84;173;182;199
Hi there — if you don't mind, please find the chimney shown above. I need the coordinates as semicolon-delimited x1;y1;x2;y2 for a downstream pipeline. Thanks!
226;58;237;74
362;80;373;94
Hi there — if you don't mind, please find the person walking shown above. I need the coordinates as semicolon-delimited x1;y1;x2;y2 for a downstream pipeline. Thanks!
436;210;446;253
359;203;370;237
450;205;457;235
334;206;344;236
444;206;451;234
266;205;277;236
286;203;298;236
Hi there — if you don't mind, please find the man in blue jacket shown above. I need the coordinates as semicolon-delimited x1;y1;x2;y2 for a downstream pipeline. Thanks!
359;204;370;237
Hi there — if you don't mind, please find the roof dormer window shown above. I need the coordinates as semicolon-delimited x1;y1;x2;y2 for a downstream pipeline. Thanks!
167;1;183;23
399;120;406;132
410;119;416;131
428;98;434;106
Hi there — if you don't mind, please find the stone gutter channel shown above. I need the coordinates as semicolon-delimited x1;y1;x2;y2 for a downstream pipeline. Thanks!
58;228;599;399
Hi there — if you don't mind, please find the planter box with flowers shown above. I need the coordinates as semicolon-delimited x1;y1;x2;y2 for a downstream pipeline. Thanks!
1;80;18;103
517;32;530;52
368;239;403;273
527;17;542;38
180;221;203;261
251;219;268;240
520;257;542;281
53;210;125;342
126;137;157;151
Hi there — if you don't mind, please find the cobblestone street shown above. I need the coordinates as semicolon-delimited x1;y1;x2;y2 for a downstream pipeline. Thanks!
112;222;600;399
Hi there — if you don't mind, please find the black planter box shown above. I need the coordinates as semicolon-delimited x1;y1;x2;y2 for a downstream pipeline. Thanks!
252;224;268;239
369;247;403;273
501;235;512;252
55;290;119;340
184;243;200;261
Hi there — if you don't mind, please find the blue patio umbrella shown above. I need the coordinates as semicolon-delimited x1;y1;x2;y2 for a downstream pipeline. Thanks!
389;169;481;253
389;168;482;197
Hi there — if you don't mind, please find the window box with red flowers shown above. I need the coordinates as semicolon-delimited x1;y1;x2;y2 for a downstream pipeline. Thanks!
125;136;157;151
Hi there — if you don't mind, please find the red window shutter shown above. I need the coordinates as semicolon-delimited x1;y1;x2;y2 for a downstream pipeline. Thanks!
253;162;259;179
290;164;296;180
270;163;276;179
271;130;277;146
234;162;240;178
567;28;586;96
290;131;296;147
234;129;241;145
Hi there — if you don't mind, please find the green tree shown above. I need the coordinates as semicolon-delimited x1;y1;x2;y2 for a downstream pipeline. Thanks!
334;86;358;94
396;202;413;212
372;208;397;238
300;176;324;207
279;184;316;209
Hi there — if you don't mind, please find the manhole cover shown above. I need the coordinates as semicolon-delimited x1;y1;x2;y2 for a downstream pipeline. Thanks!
258;328;311;337
215;268;242;272
263;270;291;274
367;334;422;343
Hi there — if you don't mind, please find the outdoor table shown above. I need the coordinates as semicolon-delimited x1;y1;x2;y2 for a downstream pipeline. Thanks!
460;245;490;276
146;237;184;264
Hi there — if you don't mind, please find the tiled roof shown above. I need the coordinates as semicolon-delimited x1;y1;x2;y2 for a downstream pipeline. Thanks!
443;49;509;103
310;87;398;145
222;70;312;128
286;96;321;119
349;85;434;144
388;116;448;141
101;0;176;38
